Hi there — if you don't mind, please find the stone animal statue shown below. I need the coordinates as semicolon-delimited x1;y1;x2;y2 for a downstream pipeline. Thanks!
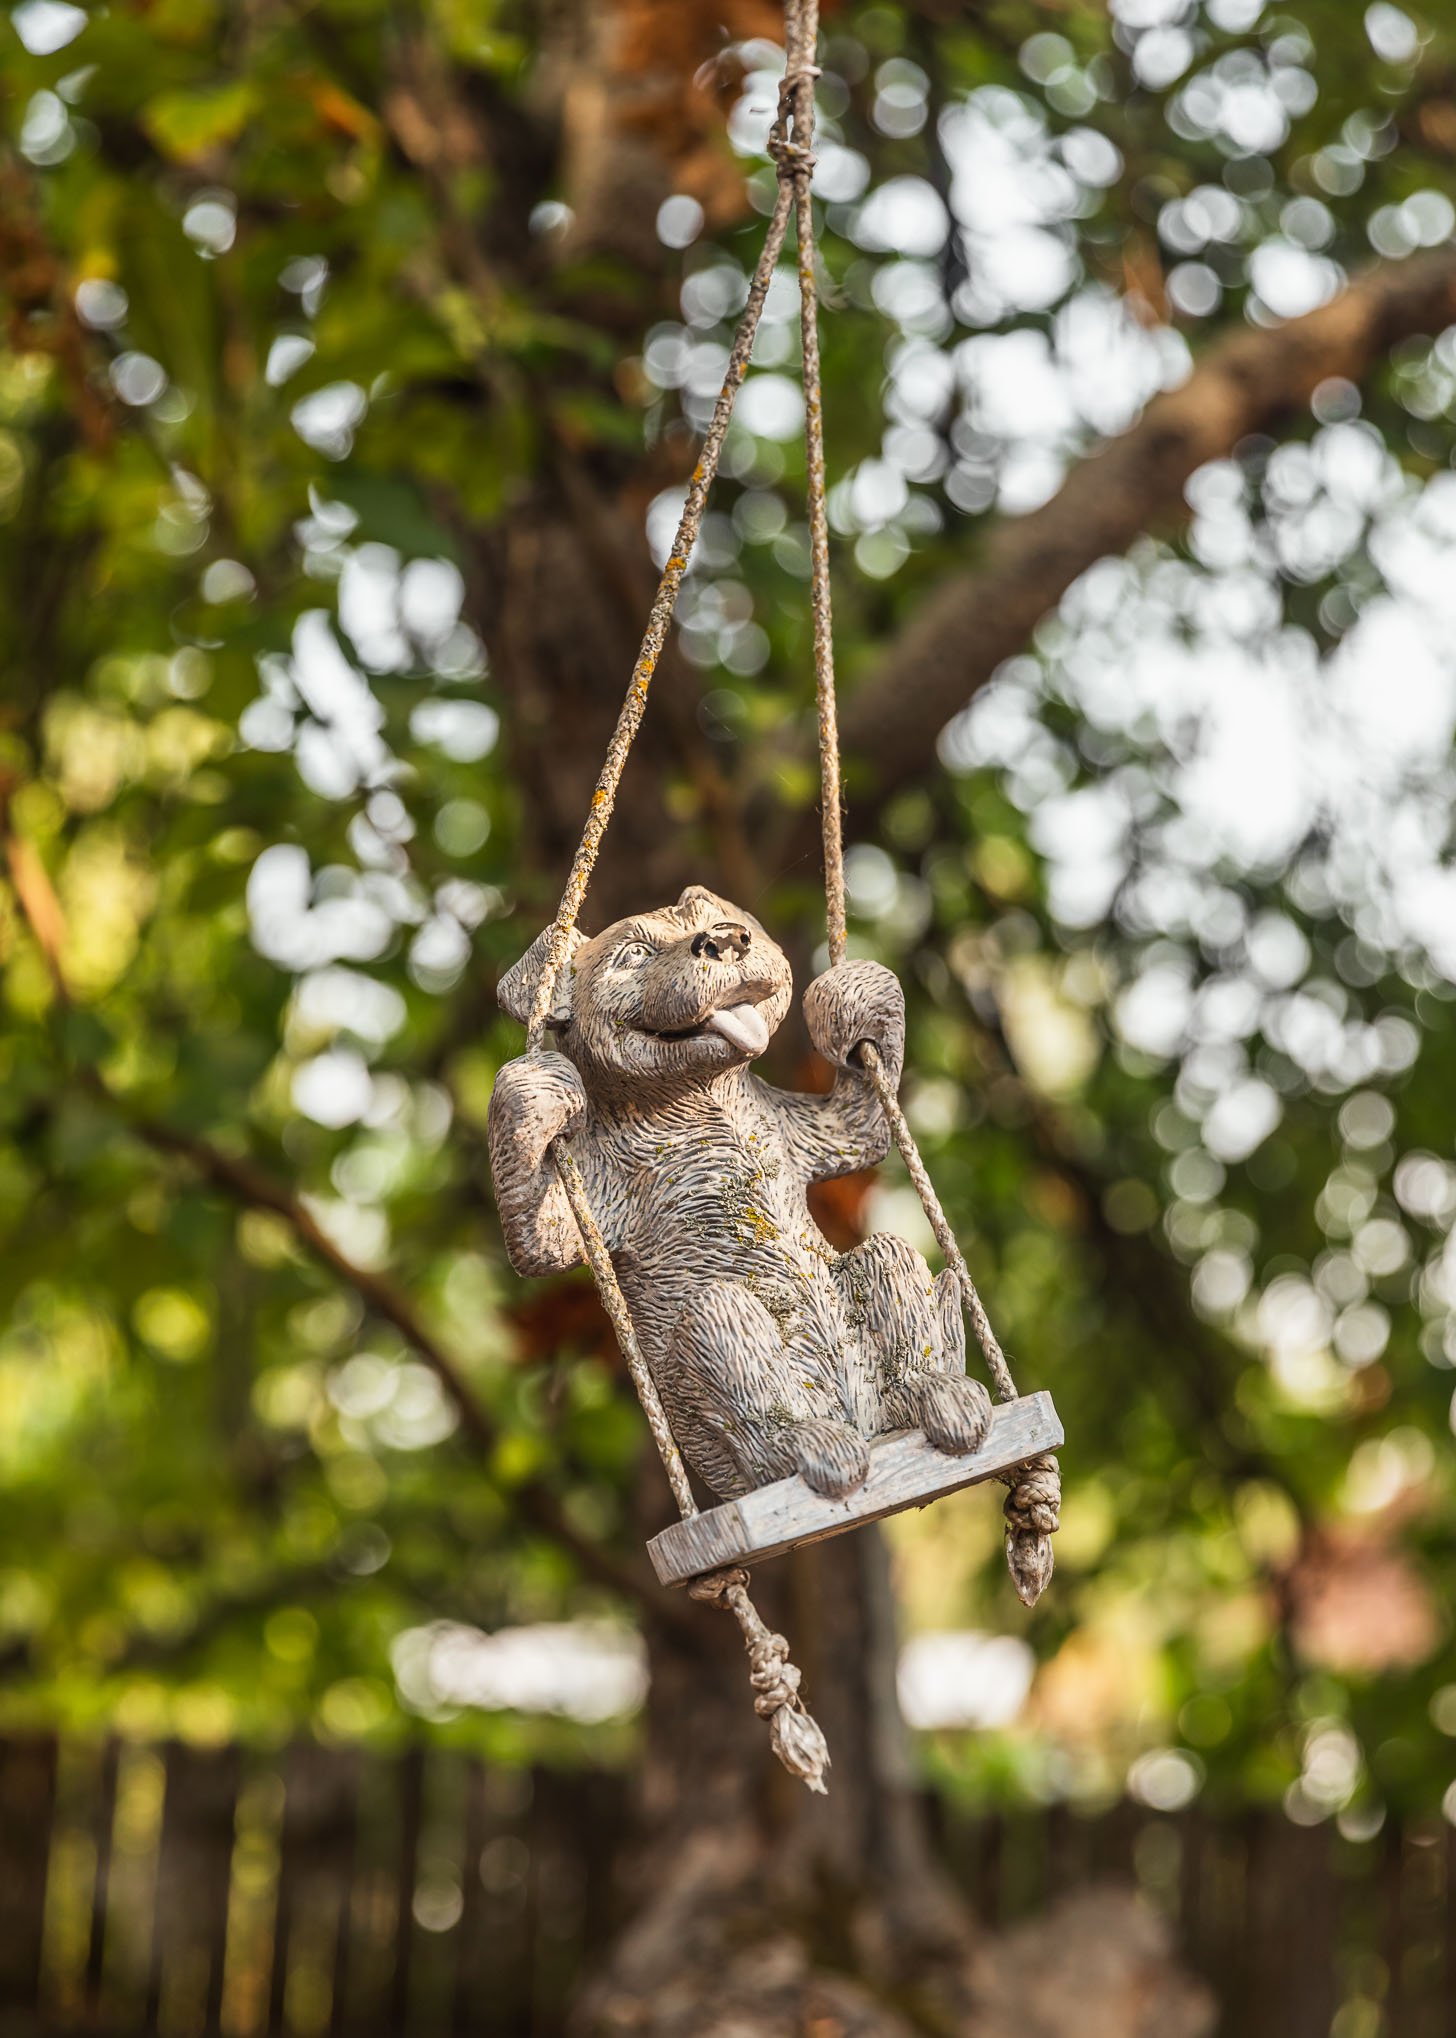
488;886;992;1502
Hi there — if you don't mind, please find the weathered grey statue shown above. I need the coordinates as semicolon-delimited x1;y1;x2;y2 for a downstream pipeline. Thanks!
488;886;992;1502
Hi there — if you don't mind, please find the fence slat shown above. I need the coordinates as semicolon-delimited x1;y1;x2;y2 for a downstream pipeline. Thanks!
327;1755;360;2038
450;1762;485;2038
83;1738;122;2015
1401;1820;1445;2038
266;1754;298;2038
1281;1817;1337;2038
1445;1825;1456;2034
0;1735;59;2010
268;1740;361;2038
387;1745;425;2038
144;1742;241;2037
1384;1817;1410;2038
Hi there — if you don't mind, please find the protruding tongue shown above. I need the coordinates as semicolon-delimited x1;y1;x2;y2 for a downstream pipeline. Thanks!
705;1002;771;1057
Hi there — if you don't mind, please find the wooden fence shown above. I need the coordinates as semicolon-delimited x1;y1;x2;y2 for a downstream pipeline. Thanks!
0;1733;1450;2037
932;1794;1454;2038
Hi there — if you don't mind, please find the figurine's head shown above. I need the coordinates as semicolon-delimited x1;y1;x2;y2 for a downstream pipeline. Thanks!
499;886;792;1098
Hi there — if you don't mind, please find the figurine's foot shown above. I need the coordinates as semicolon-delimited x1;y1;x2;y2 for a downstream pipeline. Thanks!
786;1418;871;1498
896;1373;993;1456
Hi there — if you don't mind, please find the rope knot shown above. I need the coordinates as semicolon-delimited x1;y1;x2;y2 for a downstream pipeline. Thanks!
1004;1453;1061;1608
769;54;822;180
746;1628;802;1715
774;59;823;112
689;1567;830;1792
767;134;817;180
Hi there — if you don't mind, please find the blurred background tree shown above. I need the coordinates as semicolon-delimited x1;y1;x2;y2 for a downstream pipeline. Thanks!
2;0;1456;2029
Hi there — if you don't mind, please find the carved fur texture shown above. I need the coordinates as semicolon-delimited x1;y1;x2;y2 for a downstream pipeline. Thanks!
488;886;990;1501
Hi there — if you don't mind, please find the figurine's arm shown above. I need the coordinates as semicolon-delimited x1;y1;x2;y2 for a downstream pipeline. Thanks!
487;1052;598;1276
771;961;906;1184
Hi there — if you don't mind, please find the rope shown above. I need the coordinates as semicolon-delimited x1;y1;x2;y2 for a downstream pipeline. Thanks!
512;6;832;1789
557;1143;831;1785
689;1568;830;1791
781;14;1062;1605
774;0;847;967
856;1048;1059;1602
554;1148;696;1519
856;1043;1017;1404
509;0;1058;1786
524;175;795;1053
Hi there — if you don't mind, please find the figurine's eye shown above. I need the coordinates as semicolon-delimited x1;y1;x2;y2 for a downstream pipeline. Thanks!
616;940;655;968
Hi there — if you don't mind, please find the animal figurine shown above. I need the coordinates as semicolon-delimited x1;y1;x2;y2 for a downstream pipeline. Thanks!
488;886;992;1502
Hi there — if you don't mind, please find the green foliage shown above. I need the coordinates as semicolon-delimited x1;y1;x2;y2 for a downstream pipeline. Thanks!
1;0;1455;1837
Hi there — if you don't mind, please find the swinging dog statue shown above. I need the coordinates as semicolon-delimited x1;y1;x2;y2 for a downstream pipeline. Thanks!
489;885;992;1502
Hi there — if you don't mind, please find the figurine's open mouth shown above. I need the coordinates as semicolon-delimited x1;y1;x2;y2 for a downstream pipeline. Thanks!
644;1002;773;1056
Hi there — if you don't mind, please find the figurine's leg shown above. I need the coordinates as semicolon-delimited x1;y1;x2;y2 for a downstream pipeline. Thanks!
835;1234;991;1455
933;1268;967;1375
928;1263;993;1447
664;1281;870;1501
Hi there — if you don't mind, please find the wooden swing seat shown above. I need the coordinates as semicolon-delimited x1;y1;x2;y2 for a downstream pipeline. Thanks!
647;1391;1063;1587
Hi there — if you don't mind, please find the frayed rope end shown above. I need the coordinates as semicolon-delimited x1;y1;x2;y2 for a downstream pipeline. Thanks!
770;1699;831;1794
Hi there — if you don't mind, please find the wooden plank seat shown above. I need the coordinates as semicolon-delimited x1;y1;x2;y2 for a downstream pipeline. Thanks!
647;1391;1063;1587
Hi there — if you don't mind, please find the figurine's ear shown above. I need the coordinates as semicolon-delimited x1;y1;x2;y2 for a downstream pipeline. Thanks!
497;926;582;1029
676;884;722;913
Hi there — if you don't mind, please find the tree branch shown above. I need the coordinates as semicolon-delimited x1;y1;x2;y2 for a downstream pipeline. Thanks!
0;772;686;1624
121;1114;687;1622
0;153;115;453
835;248;1456;816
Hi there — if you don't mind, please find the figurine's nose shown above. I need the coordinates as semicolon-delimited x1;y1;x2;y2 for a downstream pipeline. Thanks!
691;922;753;962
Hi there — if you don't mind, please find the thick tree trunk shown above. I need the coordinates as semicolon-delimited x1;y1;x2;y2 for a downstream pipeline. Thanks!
574;1527;984;2037
480;468;1212;2035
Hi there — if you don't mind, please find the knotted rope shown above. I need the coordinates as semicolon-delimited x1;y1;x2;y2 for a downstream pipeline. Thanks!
854;1044;1059;1603
515;8;833;1791
554;1148;695;1518
689;1568;830;1791
522;131;797;1056
507;0;1056;1789
779;2;1061;1604
774;0;848;971
560;1151;833;1775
